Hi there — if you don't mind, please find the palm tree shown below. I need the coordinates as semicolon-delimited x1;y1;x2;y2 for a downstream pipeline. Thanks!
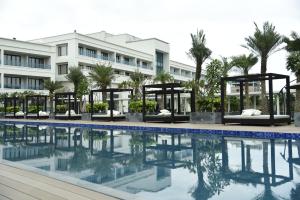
243;22;283;113
44;80;63;113
154;71;174;84
118;70;146;100
231;54;258;108
65;66;84;93
188;30;212;81
284;32;300;113
89;63;114;102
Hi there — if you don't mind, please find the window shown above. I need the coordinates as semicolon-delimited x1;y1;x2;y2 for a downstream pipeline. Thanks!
86;49;96;58
156;52;164;74
4;76;21;89
28;78;44;90
124;57;130;65
78;47;84;55
114;70;120;74
28;57;44;68
136;60;140;66
125;72;130;76
57;44;68;56
116;55;121;63
101;52;109;60
142;61;148;68
4;54;21;66
58;64;68;75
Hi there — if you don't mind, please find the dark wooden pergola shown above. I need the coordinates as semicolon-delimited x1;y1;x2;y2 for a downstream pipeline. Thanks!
4;97;25;118
90;88;133;121
221;73;291;125
142;83;195;123
25;95;48;119
54;92;80;120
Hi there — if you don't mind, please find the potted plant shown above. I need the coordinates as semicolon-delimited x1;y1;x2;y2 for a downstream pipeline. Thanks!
126;100;156;122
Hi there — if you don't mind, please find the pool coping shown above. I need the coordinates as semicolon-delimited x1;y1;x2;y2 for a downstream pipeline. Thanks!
1;119;300;140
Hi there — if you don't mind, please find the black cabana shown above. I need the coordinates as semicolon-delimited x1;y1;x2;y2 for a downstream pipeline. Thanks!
25;95;49;119
54;92;81;120
221;73;291;125
4;97;25;118
90;88;133;121
142;83;195;123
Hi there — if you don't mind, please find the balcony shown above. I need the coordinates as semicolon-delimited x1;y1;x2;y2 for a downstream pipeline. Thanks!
4;60;51;69
79;50;115;62
116;59;136;67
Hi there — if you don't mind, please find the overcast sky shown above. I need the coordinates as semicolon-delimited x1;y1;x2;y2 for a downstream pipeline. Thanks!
0;0;299;82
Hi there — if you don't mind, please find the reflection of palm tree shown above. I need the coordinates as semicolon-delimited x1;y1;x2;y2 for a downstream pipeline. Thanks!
69;146;89;172
190;138;229;200
291;184;300;200
252;142;285;200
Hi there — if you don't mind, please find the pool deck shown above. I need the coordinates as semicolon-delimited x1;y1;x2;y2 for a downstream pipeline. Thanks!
0;163;119;200
1;118;300;133
0;119;299;200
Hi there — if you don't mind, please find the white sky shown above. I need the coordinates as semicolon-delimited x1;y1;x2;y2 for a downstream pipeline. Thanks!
0;0;299;85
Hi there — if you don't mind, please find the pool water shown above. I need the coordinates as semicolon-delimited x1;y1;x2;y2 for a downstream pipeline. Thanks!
0;122;299;200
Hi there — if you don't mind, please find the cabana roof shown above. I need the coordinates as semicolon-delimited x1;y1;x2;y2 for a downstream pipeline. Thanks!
290;82;300;89
144;82;182;88
91;88;133;92
223;73;289;82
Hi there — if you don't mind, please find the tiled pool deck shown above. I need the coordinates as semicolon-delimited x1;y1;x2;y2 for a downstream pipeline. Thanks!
0;118;299;200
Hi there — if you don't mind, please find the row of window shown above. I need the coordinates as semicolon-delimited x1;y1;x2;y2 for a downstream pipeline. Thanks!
170;66;195;78
3;77;44;90
4;54;48;69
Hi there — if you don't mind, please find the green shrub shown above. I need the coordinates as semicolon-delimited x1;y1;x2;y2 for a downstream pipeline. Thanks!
0;107;4;112
6;106;20;113
129;100;157;113
56;104;67;113
28;105;41;113
86;102;109;113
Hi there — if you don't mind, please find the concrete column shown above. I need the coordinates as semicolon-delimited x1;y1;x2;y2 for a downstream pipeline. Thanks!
276;95;280;115
227;97;231;113
1;73;4;89
0;49;4;66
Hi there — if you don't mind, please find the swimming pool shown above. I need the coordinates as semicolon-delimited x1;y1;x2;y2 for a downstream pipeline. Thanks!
0;121;299;200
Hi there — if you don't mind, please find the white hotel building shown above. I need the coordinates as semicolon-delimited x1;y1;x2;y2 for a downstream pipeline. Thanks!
0;31;196;94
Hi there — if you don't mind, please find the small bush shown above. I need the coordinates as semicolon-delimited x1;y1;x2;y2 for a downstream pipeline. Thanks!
6;106;20;113
56;104;67;113
86;102;109;113
129;100;157;113
28;105;41;113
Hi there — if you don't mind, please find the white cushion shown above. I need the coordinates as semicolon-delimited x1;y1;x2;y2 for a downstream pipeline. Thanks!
160;109;171;114
241;109;254;116
107;110;120;116
157;112;171;116
65;110;76;116
15;111;24;116
253;109;262;116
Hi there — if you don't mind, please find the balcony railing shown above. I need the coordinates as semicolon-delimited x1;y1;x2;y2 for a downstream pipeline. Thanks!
79;50;115;62
116;59;136;67
4;60;51;69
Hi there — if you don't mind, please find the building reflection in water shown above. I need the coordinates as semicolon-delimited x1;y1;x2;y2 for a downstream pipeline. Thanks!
0;123;299;199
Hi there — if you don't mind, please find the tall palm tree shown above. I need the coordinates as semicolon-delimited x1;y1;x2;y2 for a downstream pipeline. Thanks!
231;54;258;108
89;63;114;102
188;30;212;81
243;22;283;113
284;32;300;113
154;71;174;84
65;66;84;93
118;70;146;100
44;80;63;113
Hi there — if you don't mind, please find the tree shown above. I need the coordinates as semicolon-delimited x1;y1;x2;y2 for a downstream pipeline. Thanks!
77;77;90;112
231;54;258;108
153;71;174;84
89;63;114;102
284;32;300;112
188;30;212;81
65;66;84;94
205;59;224;112
118;70;146;100
243;22;283;113
44;80;63;113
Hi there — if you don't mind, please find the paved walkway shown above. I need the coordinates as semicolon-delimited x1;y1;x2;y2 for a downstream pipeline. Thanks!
0;163;119;200
1;118;300;133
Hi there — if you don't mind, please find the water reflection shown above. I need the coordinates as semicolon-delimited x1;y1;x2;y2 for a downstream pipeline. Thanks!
0;123;299;200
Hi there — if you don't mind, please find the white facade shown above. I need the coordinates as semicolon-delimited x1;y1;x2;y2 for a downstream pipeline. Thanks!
0;31;196;94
